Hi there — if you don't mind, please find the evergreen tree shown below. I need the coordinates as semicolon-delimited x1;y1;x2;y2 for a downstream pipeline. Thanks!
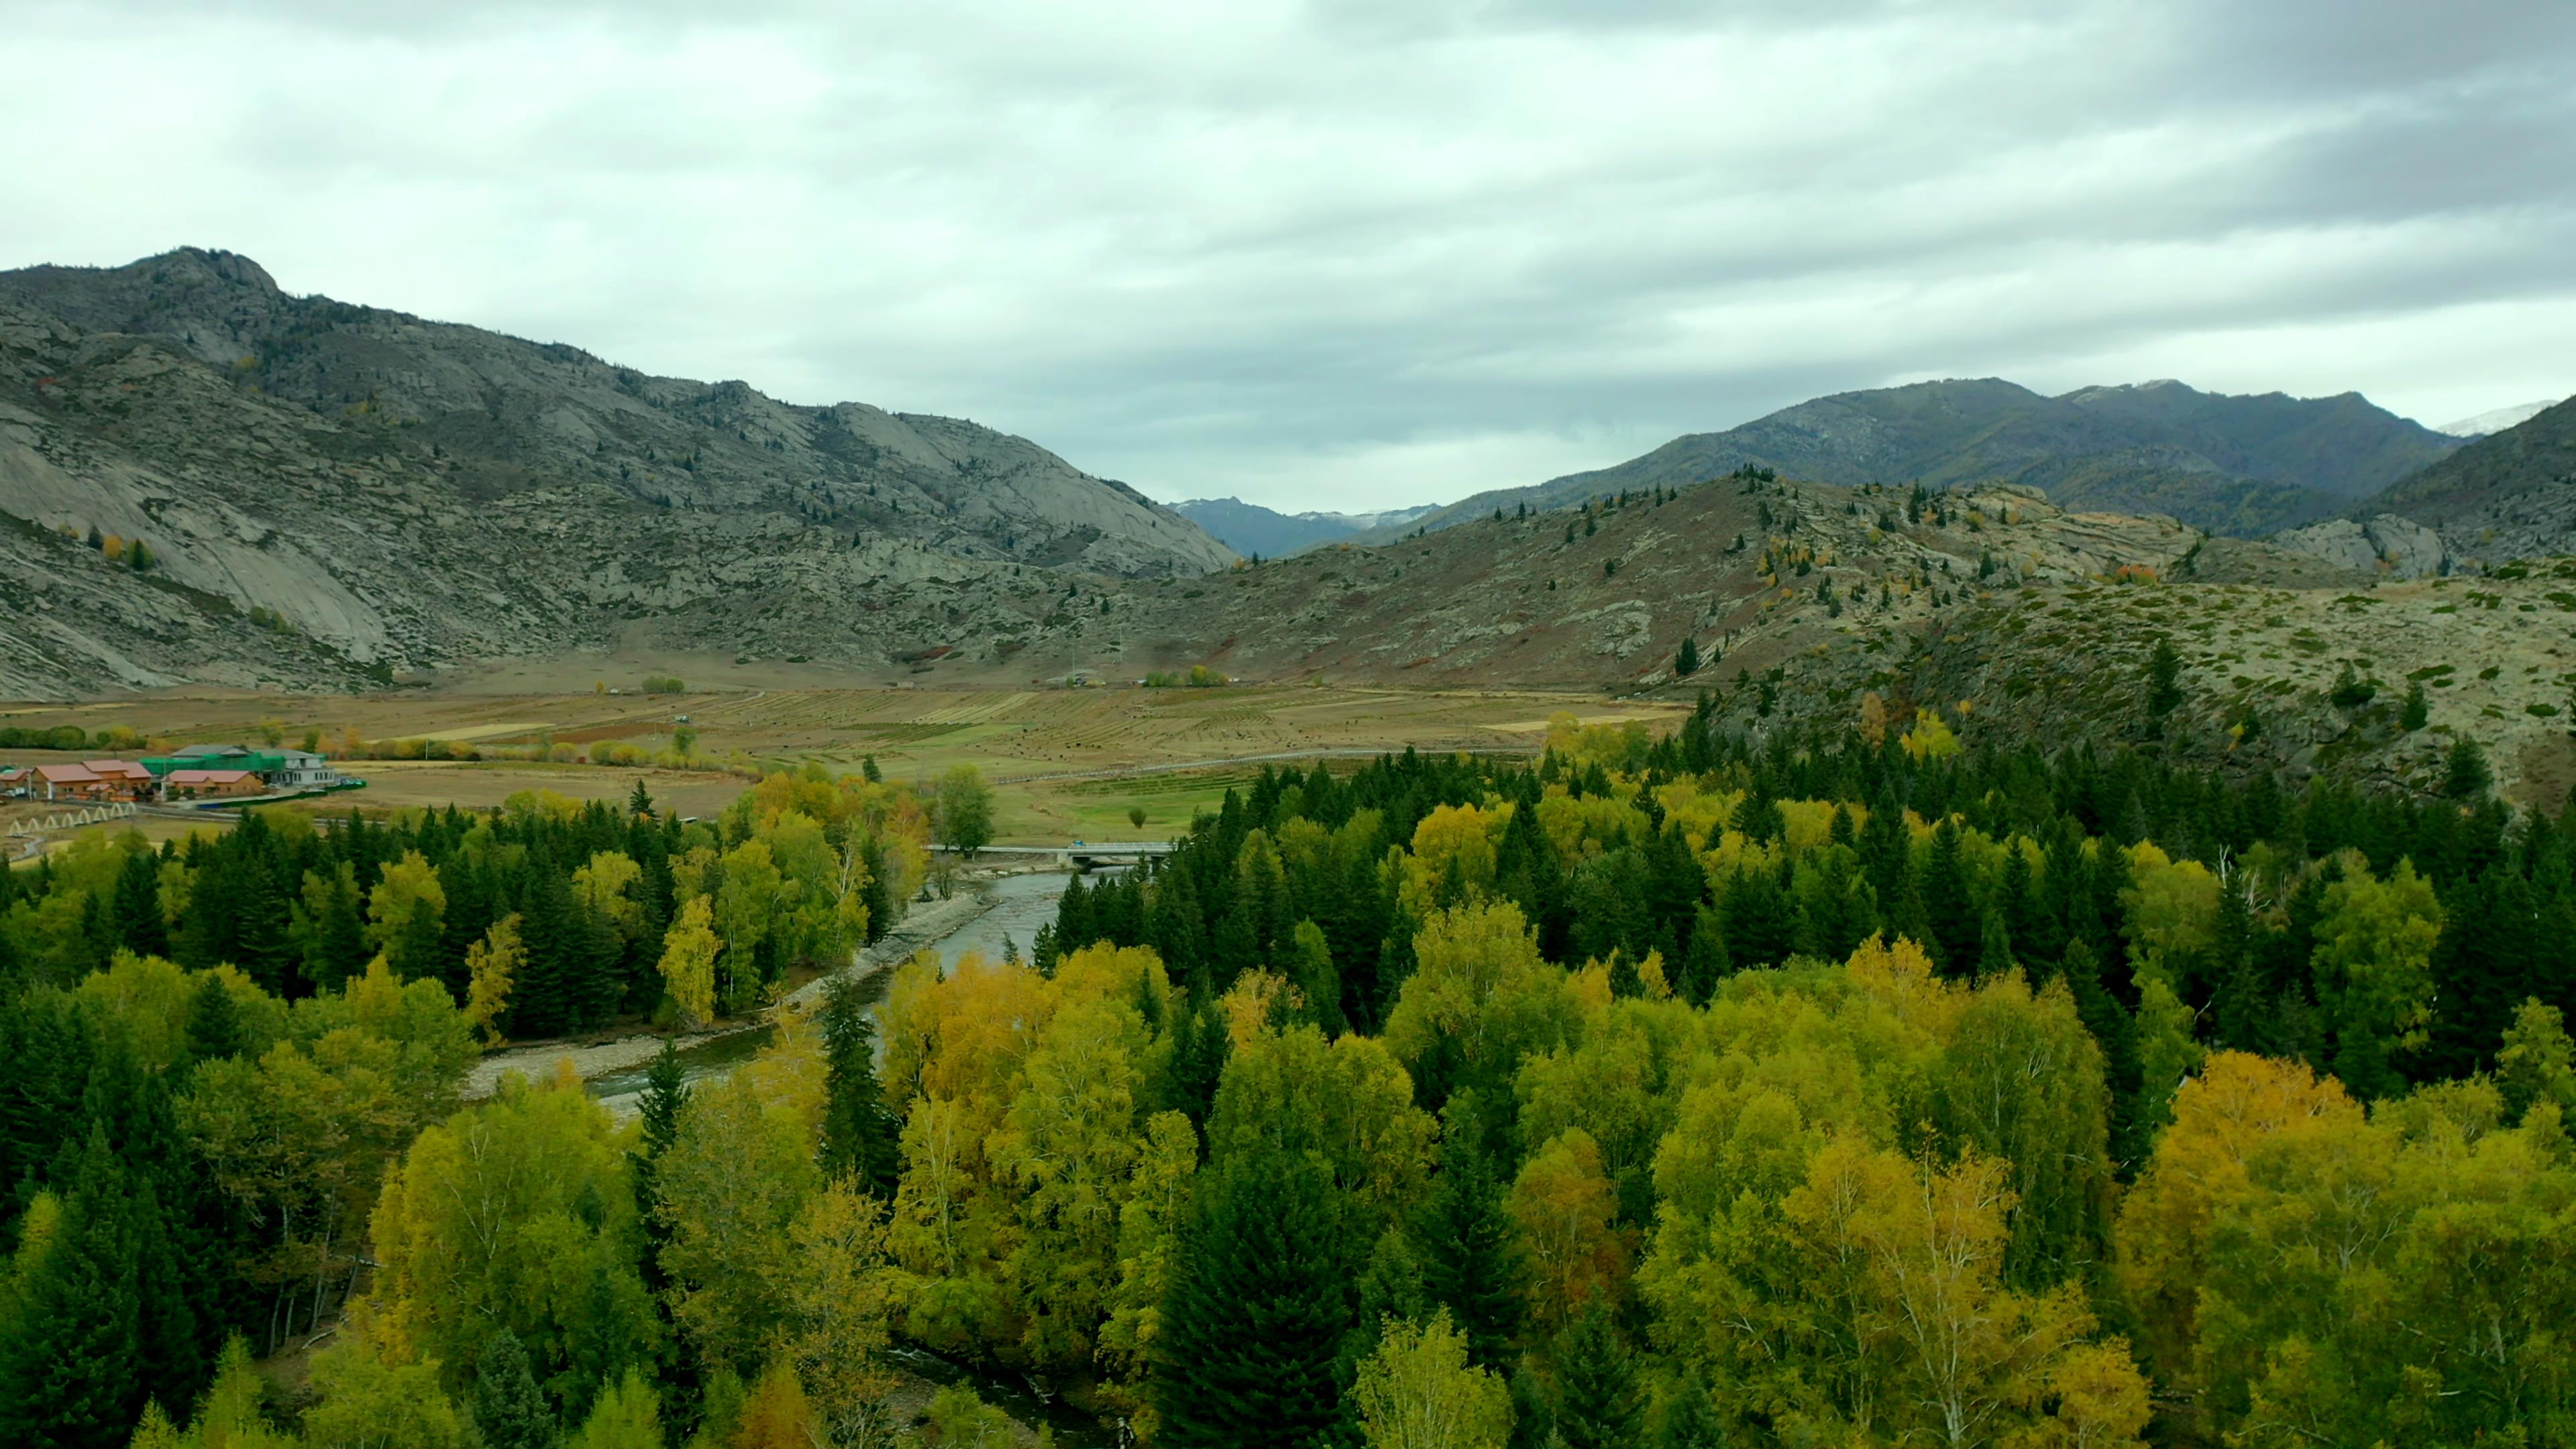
1919;818;1980;975
1154;1155;1351;1449
1678;904;1729;1006
1675;637;1701;678
2062;938;2145;1169
1165;992;1230;1126
1976;909;2016;977
2445;737;2493;800
2145;637;2184;733
1731;788;1785;845
817;973;900;1197
627;778;655;817
111;848;167;959
2425;867;2538;1078
2401;682;2430;731
0;1128;145;1449
471;1327;558;1449
1551;1302;1642;1449
1413;1099;1524;1368
183;975;244;1066
295;864;370;994
1719;866;1793;971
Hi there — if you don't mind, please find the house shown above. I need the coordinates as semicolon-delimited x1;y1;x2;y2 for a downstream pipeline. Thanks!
33;763;109;801
82;759;156;800
144;743;342;792
0;765;28;798
164;768;264;800
263;749;340;790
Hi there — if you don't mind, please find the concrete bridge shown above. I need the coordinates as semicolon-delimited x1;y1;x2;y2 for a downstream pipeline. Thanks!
932;841;1177;871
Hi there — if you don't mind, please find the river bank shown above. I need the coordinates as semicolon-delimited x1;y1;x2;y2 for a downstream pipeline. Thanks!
463;867;1072;1111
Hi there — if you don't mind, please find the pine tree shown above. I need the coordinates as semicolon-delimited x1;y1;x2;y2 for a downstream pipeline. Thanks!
297;864;371;994
1165;992;1230;1126
183;975;244;1066
1719;866;1793;972
2445;737;2493;800
0;1128;146;1449
2401;682;2430;731
471;1328;559;1449
1676;637;1701;677
1413;1099;1524;1368
817;973;900;1197
1154;1154;1351;1448
1731;788;1784;845
1919;818;1980;976
631;1038;690;1306
627;778;655;817
2145;637;2184;733
1678;904;1729;1006
1551;1302;1642;1449
1977;910;2016;977
112;848;167;959
2426;866;2538;1077
2062;938;2145;1169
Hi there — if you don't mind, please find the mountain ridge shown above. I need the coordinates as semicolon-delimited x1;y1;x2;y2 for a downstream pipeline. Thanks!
1348;376;2459;544
0;248;1235;697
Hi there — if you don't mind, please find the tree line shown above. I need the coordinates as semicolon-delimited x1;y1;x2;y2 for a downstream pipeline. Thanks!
0;716;2569;1447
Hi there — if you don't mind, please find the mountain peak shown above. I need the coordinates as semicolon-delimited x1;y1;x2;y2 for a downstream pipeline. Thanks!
141;246;282;294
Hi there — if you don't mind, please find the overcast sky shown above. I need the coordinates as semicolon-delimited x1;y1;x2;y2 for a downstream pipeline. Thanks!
3;1;2571;512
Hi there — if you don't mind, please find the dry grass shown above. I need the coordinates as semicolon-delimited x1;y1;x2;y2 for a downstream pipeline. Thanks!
5;683;1686;845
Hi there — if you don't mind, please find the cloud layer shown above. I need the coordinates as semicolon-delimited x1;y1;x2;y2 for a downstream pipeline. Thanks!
4;0;2570;508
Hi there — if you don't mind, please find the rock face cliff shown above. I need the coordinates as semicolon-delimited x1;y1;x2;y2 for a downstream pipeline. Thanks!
0;250;1232;696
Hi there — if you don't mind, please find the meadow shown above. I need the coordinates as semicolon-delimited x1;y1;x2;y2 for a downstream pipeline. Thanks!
1;682;1686;849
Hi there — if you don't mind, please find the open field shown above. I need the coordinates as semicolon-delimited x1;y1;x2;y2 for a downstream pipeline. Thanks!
4;684;1688;847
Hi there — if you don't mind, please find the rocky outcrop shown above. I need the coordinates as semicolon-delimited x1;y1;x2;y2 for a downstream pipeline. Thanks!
2271;513;2449;578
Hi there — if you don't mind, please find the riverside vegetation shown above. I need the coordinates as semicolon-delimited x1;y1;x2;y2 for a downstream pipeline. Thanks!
1;706;2573;1448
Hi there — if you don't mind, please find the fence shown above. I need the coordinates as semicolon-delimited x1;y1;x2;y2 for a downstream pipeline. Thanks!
9;800;140;835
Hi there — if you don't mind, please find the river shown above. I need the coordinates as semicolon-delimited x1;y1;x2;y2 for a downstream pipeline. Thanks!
581;869;1104;1114
586;867;1126;1444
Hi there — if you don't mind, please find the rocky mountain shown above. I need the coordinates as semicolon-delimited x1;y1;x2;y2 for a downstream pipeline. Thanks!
1353;378;2460;543
1169;496;1438;557
2437;400;2561;437
0;249;1232;697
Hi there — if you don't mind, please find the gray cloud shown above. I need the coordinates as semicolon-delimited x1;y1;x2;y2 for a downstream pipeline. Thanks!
1;0;2569;509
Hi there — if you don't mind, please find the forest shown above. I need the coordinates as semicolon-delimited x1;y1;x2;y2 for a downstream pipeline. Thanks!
1;700;2571;1448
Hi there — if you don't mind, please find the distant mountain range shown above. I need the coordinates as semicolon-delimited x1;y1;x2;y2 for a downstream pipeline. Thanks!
1348;378;2466;543
2436;400;2561;438
5;247;2569;708
1169;497;1440;557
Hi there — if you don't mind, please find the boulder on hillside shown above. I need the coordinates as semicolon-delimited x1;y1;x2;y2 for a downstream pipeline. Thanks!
2273;513;2448;578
